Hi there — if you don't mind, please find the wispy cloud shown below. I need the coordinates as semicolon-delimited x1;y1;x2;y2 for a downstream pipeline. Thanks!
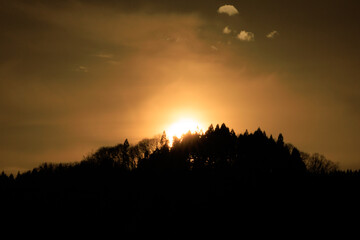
211;45;218;51
76;66;88;72
217;5;239;16
266;30;279;39
237;30;255;42
94;52;114;59
223;26;231;34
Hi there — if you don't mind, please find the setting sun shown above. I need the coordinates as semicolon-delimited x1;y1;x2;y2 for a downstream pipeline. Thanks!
166;118;205;146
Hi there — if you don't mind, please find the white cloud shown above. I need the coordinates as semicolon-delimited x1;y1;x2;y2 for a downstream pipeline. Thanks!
223;26;231;34
237;31;255;42
266;30;279;39
217;5;239;16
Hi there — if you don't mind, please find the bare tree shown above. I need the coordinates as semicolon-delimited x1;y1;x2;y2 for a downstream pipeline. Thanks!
304;153;339;174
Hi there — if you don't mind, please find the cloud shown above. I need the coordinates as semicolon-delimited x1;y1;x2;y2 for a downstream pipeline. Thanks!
94;53;113;59
217;5;239;16
211;45;218;51
237;31;255;42
267;30;279;39
223;26;231;34
77;66;88;72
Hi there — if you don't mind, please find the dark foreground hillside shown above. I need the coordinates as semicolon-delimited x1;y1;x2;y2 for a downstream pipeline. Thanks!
1;124;360;234
2;170;360;234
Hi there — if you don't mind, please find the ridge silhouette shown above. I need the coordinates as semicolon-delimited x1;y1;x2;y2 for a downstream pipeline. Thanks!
1;123;359;233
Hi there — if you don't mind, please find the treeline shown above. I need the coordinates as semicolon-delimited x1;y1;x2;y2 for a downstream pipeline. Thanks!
1;123;360;232
0;123;353;184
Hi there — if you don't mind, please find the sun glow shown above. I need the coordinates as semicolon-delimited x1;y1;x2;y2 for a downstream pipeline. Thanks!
166;118;204;146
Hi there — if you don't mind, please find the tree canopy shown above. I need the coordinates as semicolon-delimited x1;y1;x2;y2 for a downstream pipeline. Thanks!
3;123;341;180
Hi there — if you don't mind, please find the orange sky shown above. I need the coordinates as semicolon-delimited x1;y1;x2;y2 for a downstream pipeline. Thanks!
1;0;360;173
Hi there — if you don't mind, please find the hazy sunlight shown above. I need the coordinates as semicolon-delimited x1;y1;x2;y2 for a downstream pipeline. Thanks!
166;118;204;146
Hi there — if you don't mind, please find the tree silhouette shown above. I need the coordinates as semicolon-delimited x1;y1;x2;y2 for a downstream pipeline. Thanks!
122;139;132;169
160;131;168;147
304;153;339;175
2;124;341;180
1;122;359;234
277;133;284;146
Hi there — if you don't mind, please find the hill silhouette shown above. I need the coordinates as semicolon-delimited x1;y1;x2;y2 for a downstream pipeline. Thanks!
1;123;359;233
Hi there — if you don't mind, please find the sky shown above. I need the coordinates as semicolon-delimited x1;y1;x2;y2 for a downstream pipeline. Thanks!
1;0;360;173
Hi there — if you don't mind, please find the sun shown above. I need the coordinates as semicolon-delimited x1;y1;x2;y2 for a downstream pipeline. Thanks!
166;118;204;146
